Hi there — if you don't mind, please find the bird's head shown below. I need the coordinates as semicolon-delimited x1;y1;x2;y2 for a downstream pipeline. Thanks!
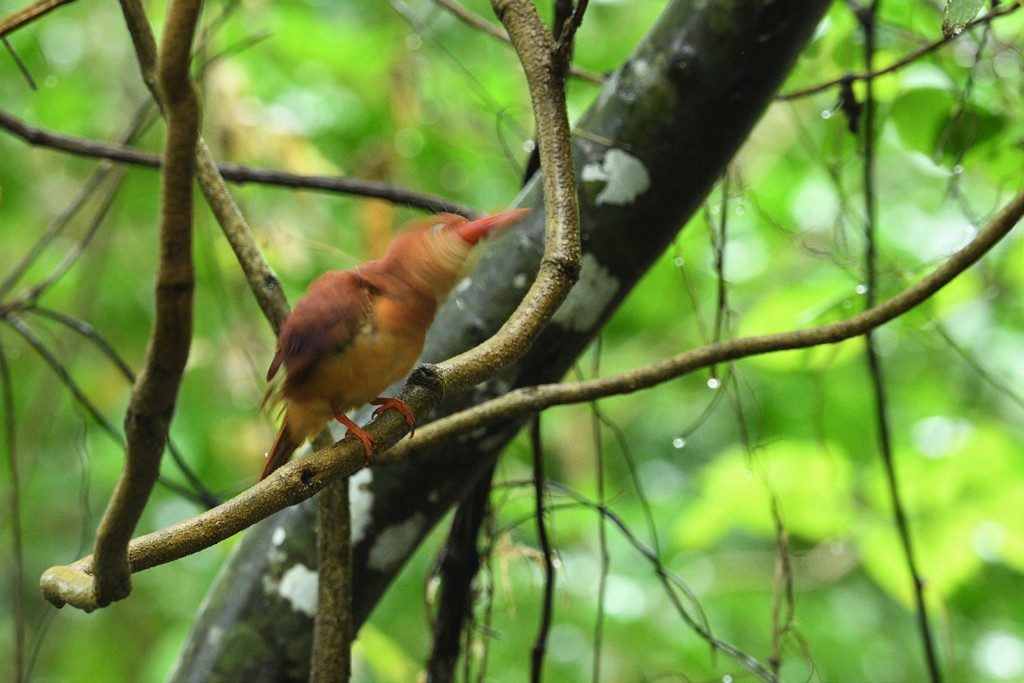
384;209;529;298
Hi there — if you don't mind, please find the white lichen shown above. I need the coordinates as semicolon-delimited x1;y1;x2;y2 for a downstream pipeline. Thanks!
349;468;374;544
581;148;651;206
277;564;318;617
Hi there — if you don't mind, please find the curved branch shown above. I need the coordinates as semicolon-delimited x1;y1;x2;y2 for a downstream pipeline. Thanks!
385;185;1024;458
429;0;581;393
40;0;203;611
33;185;1022;589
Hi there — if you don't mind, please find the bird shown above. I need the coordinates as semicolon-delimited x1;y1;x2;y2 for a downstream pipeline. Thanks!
258;208;529;480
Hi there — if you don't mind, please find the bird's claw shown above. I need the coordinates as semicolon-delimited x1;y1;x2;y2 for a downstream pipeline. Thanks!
370;397;416;439
334;413;376;467
352;430;374;468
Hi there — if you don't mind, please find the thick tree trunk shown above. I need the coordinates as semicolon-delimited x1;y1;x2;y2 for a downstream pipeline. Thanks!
168;1;831;680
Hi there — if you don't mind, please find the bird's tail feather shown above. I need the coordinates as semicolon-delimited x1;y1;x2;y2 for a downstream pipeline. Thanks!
259;422;299;480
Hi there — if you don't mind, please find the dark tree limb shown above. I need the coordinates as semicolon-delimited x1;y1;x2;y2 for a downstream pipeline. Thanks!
425;463;496;683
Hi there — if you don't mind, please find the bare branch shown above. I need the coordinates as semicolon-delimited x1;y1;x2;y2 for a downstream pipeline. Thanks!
31;184;1023;592
528;417;554;683
116;0;292;333
0;0;77;37
857;5;942;679
40;0;203;611
432;0;603;85
0;163;113;299
0;345;25;683
429;0;581;393
29;307;220;507
388;186;1024;458
0;108;478;220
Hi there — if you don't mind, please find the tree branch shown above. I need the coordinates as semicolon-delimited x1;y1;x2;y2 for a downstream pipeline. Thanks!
310;462;352;682
0;108;480;220
384;185;1024;458
429;0;580;393
33;184;1022;592
431;0;603;85
40;0;203;611
0;0;76;37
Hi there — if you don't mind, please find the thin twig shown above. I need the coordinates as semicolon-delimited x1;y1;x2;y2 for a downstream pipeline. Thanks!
587;345;609;683
0;108;478;220
1;314;211;505
2;36;36;89
0;97;161;301
529;416;554;683
30;307;220;507
932;323;1024;412
432;0;603;84
528;481;779;682
17;168;127;306
778;3;1019;101
0;166;109;299
709;174;731;381
857;3;943;680
0;346;25;683
595;401;715;643
730;378;796;676
0;0;77;37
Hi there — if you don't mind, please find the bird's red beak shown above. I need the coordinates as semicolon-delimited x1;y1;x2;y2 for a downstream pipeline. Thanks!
452;208;530;245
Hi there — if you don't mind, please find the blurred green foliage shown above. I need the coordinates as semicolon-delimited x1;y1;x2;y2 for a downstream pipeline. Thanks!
1;1;1023;681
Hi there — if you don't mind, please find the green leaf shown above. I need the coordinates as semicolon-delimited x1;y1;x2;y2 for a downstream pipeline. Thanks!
942;0;985;37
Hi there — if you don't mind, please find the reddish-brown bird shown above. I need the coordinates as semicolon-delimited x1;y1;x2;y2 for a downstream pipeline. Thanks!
259;208;528;480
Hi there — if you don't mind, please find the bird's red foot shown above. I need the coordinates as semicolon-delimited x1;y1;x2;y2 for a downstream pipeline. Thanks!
334;413;375;467
370;397;416;438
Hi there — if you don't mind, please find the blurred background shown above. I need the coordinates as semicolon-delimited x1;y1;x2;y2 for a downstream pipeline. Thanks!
1;0;1023;680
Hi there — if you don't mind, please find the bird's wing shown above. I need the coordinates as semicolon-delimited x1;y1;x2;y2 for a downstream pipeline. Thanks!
268;269;376;385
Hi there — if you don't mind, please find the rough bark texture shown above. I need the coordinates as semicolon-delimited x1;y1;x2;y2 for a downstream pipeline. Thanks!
169;1;831;679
